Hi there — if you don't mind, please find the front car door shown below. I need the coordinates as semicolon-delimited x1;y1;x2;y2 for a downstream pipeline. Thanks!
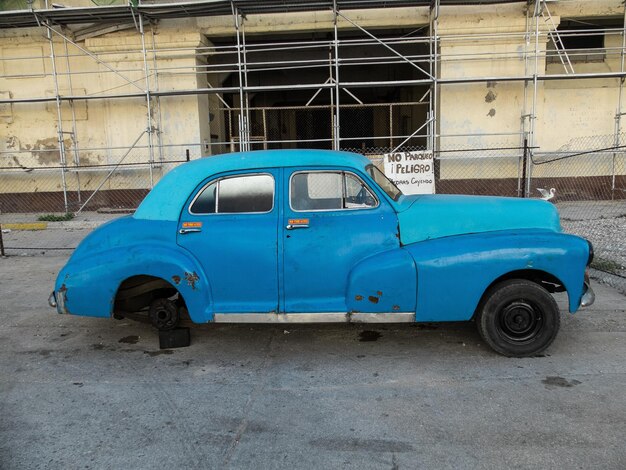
282;167;399;313
177;170;280;315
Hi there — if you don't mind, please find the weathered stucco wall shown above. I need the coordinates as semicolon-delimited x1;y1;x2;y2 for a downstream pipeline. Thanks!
1;0;625;199
0;21;211;193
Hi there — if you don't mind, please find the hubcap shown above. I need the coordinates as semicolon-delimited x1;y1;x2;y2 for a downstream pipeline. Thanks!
498;301;543;343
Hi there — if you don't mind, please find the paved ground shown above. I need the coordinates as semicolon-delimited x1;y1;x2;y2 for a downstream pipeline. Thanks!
1;255;625;470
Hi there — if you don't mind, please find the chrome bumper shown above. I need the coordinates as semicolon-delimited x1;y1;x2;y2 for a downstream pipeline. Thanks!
48;289;68;314
48;291;57;308
581;281;595;308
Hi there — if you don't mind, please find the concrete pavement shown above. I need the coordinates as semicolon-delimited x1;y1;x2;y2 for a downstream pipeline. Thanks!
0;255;625;469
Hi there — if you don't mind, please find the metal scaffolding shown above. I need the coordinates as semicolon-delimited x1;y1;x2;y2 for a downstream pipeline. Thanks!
1;0;626;204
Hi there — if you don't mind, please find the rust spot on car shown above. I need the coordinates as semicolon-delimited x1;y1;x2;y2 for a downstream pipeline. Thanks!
355;295;363;301
376;291;382;296
392;305;400;311
184;271;199;290
171;275;181;285
368;296;379;304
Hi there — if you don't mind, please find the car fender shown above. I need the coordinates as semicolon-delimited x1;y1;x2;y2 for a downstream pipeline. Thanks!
54;242;212;323
346;248;417;314
402;230;589;322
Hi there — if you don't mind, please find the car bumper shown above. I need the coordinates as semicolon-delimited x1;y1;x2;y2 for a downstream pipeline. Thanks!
48;289;69;314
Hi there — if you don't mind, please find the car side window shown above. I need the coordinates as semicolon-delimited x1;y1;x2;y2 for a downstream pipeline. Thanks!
190;174;274;214
290;171;377;212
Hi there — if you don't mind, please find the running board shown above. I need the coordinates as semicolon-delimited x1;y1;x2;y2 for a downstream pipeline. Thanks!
213;312;415;323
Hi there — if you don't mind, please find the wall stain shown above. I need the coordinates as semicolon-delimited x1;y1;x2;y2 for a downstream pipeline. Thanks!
28;137;73;165
487;108;496;117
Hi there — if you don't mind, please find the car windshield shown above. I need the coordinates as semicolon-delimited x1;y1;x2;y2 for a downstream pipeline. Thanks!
366;164;402;201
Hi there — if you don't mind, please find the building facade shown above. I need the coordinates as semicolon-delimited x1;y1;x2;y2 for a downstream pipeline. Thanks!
1;0;625;212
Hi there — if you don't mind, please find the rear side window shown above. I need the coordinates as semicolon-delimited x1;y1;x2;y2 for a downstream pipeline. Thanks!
190;174;274;214
290;171;377;211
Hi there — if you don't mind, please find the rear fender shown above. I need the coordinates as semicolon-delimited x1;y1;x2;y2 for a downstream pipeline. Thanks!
55;243;212;323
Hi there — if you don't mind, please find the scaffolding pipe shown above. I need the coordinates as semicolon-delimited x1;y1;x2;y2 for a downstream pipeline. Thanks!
151;24;165;164
232;3;248;151
431;0;439;156
139;12;155;187
242;17;252;153
45;20;69;213
7;71;626;106
613;3;626;195
63;35;82;205
526;0;542;198
518;0;531;197
333;0;341;150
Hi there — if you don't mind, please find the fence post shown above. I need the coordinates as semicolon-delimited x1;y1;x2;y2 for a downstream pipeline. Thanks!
521;138;528;198
0;223;5;257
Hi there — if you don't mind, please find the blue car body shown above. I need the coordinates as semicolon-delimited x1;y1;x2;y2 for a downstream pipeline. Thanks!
51;149;592;325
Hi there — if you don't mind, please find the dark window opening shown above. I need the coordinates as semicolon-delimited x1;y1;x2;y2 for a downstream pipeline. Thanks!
191;174;274;214
547;21;609;65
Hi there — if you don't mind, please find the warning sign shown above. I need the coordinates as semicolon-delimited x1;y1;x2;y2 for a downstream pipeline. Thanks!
383;151;435;195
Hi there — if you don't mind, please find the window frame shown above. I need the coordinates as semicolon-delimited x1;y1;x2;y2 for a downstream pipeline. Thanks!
188;172;275;215
288;169;379;213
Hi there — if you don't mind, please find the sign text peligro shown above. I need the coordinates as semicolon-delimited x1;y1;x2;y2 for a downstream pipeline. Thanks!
383;151;435;195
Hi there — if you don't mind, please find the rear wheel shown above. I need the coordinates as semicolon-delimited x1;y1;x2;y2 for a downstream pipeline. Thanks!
476;279;560;357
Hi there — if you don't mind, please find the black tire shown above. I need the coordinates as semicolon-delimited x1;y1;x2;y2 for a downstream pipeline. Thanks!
476;279;560;357
149;298;180;331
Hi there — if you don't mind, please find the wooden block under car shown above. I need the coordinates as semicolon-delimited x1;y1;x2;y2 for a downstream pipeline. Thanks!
159;327;191;349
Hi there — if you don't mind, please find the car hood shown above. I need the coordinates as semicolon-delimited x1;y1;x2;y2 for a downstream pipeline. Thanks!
396;194;561;245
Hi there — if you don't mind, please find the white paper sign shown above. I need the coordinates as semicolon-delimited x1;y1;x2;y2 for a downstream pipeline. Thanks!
383;151;435;195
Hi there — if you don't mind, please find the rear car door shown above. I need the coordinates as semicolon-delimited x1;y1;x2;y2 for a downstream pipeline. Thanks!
177;170;280;314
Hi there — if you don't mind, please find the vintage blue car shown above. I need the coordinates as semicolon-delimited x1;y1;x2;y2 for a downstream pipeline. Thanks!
49;149;595;357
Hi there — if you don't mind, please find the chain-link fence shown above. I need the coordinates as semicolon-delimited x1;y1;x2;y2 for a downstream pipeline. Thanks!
1;136;624;293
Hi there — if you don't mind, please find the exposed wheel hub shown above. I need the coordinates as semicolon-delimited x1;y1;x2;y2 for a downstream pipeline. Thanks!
149;298;180;331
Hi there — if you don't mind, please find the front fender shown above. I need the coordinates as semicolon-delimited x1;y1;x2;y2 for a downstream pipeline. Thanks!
403;230;589;322
54;242;212;323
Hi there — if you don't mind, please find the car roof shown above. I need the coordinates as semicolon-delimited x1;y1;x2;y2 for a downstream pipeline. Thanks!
134;149;372;221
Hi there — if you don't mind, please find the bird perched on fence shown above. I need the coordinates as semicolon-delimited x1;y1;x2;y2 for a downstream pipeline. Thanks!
537;187;556;201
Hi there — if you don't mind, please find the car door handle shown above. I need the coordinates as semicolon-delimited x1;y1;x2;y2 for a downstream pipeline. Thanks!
179;228;202;234
286;224;309;230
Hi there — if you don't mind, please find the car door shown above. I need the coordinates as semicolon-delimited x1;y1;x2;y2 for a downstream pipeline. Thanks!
177;170;280;314
282;167;399;313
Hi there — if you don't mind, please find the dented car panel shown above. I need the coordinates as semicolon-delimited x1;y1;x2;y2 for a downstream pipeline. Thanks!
50;149;593;332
